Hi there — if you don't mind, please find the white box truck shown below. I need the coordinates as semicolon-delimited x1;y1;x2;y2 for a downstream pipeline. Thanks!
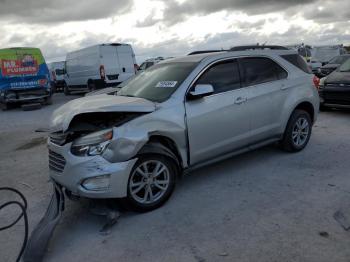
64;43;137;95
48;61;66;93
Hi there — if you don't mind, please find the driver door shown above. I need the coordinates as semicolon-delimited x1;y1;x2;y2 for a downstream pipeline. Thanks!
185;59;251;165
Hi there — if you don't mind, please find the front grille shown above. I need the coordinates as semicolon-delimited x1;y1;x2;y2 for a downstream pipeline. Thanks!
107;74;119;80
49;150;66;173
49;132;67;146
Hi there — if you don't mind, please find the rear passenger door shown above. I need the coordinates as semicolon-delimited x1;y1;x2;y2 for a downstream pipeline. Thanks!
185;59;251;165
238;57;288;142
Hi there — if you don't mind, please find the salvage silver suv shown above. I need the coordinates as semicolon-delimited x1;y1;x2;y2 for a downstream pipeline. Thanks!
49;48;319;212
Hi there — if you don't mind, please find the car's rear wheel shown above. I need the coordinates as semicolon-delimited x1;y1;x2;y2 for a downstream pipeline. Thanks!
281;109;312;152
125;154;176;212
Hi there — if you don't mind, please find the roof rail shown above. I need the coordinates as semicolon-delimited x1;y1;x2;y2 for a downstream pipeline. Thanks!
188;50;227;55
230;45;289;51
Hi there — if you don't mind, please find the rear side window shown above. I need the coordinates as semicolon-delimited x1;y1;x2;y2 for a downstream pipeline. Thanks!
280;54;312;74
196;59;241;94
239;57;288;86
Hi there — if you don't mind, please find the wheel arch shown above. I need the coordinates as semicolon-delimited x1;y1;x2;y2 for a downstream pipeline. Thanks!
293;101;315;123
137;135;184;173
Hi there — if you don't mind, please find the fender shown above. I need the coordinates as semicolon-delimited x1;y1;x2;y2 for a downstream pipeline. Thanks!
138;142;180;167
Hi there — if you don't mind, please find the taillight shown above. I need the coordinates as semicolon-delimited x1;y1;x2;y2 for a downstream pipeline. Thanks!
313;75;320;89
99;65;105;80
134;64;139;74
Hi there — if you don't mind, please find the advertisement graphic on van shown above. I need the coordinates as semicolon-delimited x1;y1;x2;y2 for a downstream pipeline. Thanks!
0;48;50;91
0;47;52;108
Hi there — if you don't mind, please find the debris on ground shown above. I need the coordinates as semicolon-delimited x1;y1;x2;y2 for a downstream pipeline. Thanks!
319;231;329;238
333;210;350;231
16;137;46;151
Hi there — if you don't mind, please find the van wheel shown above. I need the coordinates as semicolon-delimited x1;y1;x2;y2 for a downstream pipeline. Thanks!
64;84;70;95
1;103;9;111
319;104;327;112
281;109;312;152
124;154;177;212
87;81;96;92
43;96;53;105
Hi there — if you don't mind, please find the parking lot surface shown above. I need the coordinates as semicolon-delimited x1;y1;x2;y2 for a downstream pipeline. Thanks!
1;93;350;262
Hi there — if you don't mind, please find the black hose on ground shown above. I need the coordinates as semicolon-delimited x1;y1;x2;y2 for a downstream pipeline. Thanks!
0;187;29;262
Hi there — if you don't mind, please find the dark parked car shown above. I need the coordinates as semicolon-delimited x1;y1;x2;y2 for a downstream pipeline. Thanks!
319;58;350;110
317;54;350;77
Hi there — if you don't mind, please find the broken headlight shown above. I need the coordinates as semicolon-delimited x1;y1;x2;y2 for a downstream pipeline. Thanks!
71;129;113;156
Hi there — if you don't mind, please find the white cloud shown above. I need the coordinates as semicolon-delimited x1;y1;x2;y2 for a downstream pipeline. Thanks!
0;0;349;64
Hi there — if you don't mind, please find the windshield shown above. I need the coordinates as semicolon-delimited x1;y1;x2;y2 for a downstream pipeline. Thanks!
338;58;350;72
313;47;340;62
329;56;349;64
55;69;65;75
118;62;197;102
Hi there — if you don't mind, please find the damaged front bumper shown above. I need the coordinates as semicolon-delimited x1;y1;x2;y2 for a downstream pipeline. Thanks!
48;141;138;199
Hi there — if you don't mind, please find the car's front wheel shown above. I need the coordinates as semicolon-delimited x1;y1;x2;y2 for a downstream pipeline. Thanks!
125;154;176;212
281;109;312;152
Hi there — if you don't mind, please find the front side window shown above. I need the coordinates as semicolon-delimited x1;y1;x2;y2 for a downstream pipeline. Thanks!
118;62;197;102
239;57;288;86
195;60;241;94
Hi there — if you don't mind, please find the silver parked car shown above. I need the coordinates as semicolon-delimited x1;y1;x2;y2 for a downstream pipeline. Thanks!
49;48;319;212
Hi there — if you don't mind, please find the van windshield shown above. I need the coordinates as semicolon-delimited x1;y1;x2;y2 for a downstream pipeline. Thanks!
55;69;65;75
118;62;197;102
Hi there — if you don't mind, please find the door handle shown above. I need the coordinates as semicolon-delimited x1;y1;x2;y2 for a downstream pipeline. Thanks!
234;96;247;104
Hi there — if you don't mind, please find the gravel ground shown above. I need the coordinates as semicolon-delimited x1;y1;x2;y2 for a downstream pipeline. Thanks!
1;93;350;262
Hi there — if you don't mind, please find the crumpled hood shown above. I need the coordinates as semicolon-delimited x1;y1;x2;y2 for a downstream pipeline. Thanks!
50;94;156;131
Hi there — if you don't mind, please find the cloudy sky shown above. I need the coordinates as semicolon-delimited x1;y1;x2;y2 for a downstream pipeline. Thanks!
0;0;349;63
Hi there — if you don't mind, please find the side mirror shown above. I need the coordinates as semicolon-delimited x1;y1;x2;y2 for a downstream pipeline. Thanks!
188;84;214;99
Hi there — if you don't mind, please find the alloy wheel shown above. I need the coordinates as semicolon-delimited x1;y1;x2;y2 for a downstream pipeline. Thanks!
292;117;310;147
129;160;170;204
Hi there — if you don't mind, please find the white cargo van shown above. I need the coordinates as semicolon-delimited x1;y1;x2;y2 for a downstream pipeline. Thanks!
312;45;347;65
48;61;66;92
64;43;137;95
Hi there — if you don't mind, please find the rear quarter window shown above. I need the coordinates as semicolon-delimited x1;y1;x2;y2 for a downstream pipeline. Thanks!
239;57;288;87
281;54;312;74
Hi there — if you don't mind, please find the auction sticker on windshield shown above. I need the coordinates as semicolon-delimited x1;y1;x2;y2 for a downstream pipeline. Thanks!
156;81;177;88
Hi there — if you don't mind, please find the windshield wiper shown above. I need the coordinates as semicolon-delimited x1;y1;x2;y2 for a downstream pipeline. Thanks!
119;94;136;97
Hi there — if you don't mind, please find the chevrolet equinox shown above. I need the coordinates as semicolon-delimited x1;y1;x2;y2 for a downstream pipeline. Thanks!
48;49;320;211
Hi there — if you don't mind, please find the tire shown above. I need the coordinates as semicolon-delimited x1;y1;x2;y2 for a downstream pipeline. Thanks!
124;154;177;212
87;80;96;92
43;95;53;105
1;102;9;111
319;104;327;112
63;84;70;95
281;109;312;152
